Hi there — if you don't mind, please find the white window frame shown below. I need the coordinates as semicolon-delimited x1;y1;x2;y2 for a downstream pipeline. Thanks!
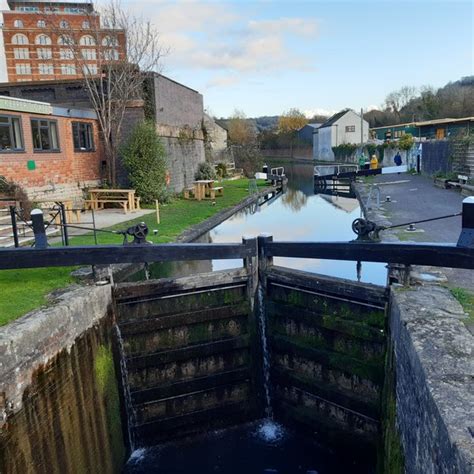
12;34;28;45
15;63;31;75
59;48;74;60
37;48;52;59
81;48;96;60
38;63;54;75
35;34;52;45
13;48;29;59
61;64;76;75
37;20;46;28
13;19;24;28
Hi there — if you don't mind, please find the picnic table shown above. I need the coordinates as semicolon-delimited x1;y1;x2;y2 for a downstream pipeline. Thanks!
85;188;140;213
185;180;224;201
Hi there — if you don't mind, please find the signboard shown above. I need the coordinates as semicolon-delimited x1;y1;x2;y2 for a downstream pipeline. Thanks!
0;97;52;115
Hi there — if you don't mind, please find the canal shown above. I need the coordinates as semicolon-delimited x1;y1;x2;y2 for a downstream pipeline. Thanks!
124;162;385;473
138;161;387;286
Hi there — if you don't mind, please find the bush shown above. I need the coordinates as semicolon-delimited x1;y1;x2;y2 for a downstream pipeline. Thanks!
121;121;168;203
332;143;358;160
0;177;33;218
215;163;228;179
195;162;216;181
232;145;262;177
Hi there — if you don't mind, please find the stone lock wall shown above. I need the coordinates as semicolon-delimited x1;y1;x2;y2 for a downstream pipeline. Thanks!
0;285;125;474
390;286;474;473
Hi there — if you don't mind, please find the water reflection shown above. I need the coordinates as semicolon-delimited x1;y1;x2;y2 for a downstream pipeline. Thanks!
136;162;387;285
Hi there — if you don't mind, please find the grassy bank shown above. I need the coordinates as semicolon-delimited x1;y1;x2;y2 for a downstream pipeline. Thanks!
0;179;263;326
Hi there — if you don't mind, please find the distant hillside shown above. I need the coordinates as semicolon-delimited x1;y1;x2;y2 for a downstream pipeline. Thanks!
217;115;279;133
365;76;474;128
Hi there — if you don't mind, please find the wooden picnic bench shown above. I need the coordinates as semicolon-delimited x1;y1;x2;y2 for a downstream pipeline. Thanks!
85;189;140;214
184;180;224;201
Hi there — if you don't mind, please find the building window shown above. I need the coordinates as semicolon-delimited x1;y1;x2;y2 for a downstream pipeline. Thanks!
38;63;54;75
0;115;23;152
101;35;119;47
15;63;31;75
81;48;96;60
31;119;59;151
82;64;98;75
35;34;51;45
44;7;59;13
61;64;76;75
13;48;29;59
82;20;90;29
59;48;74;59
64;7;84;13
345;125;355;132
37;20;46;28
59;20;69;29
103;49;119;60
79;35;96;46
72;122;94;151
13;19;23;28
37;48;52;59
16;6;39;12
58;35;74;45
12;34;28;45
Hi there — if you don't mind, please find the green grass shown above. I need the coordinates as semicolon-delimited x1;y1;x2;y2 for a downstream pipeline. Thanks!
0;178;264;326
450;287;474;324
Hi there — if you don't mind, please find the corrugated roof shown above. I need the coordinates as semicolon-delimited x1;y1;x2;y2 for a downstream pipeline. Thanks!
370;116;474;130
319;109;351;128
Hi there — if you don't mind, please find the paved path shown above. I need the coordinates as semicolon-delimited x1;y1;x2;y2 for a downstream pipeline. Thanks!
358;173;473;289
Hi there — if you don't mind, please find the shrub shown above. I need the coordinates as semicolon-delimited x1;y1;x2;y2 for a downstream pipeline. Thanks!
332;143;358;160
121;120;168;203
215;162;228;179
398;133;415;151
0;177;33;218
195;162;216;181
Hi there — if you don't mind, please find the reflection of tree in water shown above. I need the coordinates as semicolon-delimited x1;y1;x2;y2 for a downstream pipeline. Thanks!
280;188;308;212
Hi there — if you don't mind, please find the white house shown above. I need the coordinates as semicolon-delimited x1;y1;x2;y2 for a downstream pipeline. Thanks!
313;109;369;161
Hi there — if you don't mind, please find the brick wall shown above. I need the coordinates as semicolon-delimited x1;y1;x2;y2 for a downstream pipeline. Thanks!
0;110;103;201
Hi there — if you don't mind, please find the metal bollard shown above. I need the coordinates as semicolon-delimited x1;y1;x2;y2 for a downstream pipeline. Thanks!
457;196;474;248
31;208;47;249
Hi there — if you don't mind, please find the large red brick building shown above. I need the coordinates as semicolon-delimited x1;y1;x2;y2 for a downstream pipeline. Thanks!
0;0;125;83
0;95;104;201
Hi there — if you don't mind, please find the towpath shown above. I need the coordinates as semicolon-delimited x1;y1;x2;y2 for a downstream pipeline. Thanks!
356;173;473;290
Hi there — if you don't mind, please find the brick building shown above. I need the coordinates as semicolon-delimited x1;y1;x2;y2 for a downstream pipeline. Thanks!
0;95;103;201
0;73;206;192
0;0;125;83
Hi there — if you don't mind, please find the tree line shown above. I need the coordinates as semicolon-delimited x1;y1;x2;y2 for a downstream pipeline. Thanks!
364;76;474;128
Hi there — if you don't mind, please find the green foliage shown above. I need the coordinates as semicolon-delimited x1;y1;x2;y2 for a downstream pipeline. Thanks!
398;133;415;151
121;120;168;203
195;162;217;180
332;143;358;159
233;144;263;177
215;162;228;178
450;287;474;323
376;144;385;161
366;144;377;156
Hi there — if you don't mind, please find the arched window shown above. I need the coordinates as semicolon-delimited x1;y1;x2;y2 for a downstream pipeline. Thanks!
35;34;51;45
12;34;28;45
79;35;95;46
37;20;46;28
101;35;118;47
82;20;90;29
13;19;23;28
59;20;69;29
57;35;73;45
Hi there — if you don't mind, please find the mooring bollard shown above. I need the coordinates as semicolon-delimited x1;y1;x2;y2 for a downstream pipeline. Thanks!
31;208;47;249
457;196;474;248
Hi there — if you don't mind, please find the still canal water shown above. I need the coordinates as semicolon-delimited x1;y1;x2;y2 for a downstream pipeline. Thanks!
142;161;386;285
125;162;383;473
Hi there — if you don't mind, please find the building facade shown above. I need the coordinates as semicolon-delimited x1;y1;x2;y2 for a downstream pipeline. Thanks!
0;73;207;193
0;95;103;201
0;0;125;83
314;109;369;161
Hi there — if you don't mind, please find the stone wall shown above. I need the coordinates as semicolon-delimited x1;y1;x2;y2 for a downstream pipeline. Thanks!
390;286;474;473
0;284;125;474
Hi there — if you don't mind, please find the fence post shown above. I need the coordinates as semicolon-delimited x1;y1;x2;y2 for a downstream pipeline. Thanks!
31;209;47;249
59;203;69;246
457;196;474;248
242;236;258;310
9;206;19;248
257;233;273;289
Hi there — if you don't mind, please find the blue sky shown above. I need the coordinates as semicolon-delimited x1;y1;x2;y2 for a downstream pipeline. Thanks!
125;0;473;118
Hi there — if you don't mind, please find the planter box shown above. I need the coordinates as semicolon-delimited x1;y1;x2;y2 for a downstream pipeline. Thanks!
433;177;451;189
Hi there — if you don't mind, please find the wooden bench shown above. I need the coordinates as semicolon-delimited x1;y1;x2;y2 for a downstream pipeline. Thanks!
183;187;195;199
135;196;141;210
208;186;224;199
84;199;128;213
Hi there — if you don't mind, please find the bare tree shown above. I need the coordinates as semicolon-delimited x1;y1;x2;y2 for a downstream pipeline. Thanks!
43;1;164;185
384;86;418;121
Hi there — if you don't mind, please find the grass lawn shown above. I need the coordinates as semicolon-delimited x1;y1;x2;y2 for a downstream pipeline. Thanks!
0;178;265;326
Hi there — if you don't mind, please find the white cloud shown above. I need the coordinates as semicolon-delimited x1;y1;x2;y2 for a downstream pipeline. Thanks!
303;108;336;118
127;1;319;81
366;104;380;111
